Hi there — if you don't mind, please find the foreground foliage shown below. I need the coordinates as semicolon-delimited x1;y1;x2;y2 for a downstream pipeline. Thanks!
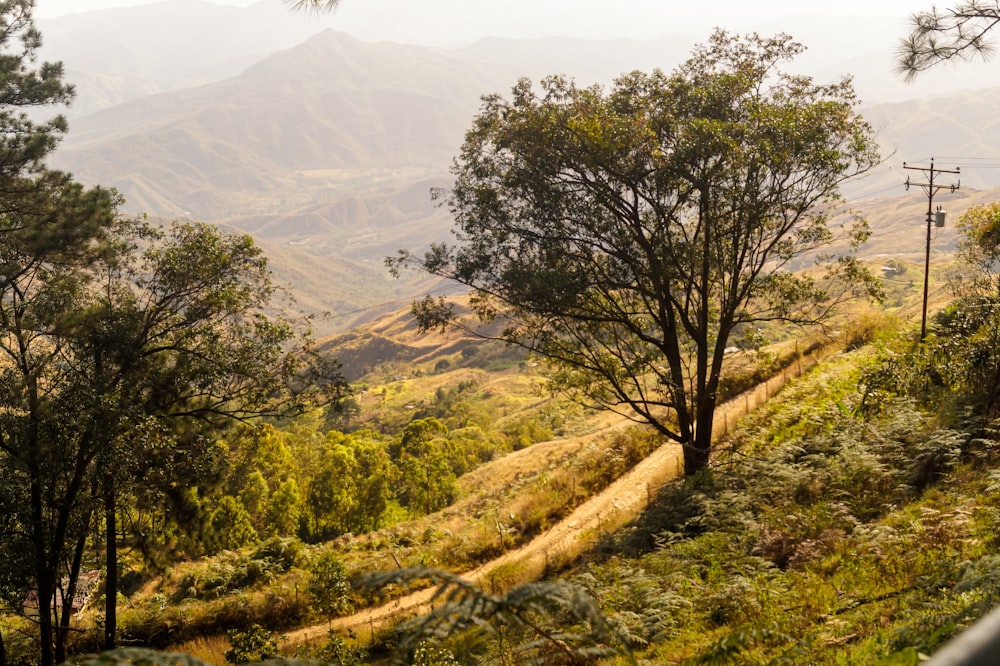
359;567;633;665
58;330;1000;665
554;340;1000;664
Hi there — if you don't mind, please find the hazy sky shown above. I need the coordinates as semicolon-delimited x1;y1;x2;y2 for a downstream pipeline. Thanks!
36;0;259;18
35;0;925;44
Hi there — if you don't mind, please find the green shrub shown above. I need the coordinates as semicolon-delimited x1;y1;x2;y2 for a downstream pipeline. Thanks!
224;625;278;664
575;563;691;646
208;497;258;554
309;552;354;619
308;631;368;666
176;541;301;600
410;640;460;666
251;536;305;571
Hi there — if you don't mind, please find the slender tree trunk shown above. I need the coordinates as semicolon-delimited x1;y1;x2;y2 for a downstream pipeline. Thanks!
54;580;67;664
104;472;118;651
35;568;55;666
29;472;55;666
24;364;54;666
681;190;716;477
57;531;88;663
0;626;6;666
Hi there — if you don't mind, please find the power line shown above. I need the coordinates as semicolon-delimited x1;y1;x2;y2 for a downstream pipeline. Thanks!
919;155;1000;169
931;155;1000;162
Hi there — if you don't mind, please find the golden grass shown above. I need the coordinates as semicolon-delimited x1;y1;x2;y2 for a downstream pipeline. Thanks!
171;635;230;666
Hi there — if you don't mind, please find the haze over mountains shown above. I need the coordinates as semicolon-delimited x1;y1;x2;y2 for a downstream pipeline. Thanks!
38;1;1000;335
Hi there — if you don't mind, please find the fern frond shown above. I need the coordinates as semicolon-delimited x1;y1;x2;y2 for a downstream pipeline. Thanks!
356;566;634;664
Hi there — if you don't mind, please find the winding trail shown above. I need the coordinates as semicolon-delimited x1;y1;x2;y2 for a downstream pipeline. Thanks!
284;343;834;647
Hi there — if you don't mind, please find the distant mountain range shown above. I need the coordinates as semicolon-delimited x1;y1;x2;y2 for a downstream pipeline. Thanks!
38;0;349;114
36;2;1000;335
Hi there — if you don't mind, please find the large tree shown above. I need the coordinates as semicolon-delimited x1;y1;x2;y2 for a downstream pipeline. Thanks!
0;2;344;662
394;31;880;475
898;1;1000;78
0;213;345;664
74;220;346;652
0;0;89;656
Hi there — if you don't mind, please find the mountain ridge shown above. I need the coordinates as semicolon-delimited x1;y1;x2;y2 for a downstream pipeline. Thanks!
37;5;1000;336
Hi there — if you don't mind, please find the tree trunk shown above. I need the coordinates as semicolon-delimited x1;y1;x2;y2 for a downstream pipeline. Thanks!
104;473;118;651
30;471;55;666
36;570;55;666
54;579;67;664
684;390;717;475
682;439;711;475
57;531;88;663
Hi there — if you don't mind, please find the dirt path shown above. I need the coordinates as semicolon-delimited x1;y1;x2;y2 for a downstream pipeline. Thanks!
284;342;834;647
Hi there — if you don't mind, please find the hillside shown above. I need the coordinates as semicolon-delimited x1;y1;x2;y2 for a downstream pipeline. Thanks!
284;338;838;648
36;296;1000;666
50;30;505;219
2;208;996;665
49;25;1000;220
838;184;1000;262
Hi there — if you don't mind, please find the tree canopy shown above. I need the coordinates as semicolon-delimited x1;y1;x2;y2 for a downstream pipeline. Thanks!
861;201;1000;422
0;4;103;662
898;1;1000;78
395;30;880;475
0;1;73;190
928;202;1000;414
0;210;343;664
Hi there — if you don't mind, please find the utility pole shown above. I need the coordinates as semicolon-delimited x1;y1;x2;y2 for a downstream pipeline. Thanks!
904;158;960;341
